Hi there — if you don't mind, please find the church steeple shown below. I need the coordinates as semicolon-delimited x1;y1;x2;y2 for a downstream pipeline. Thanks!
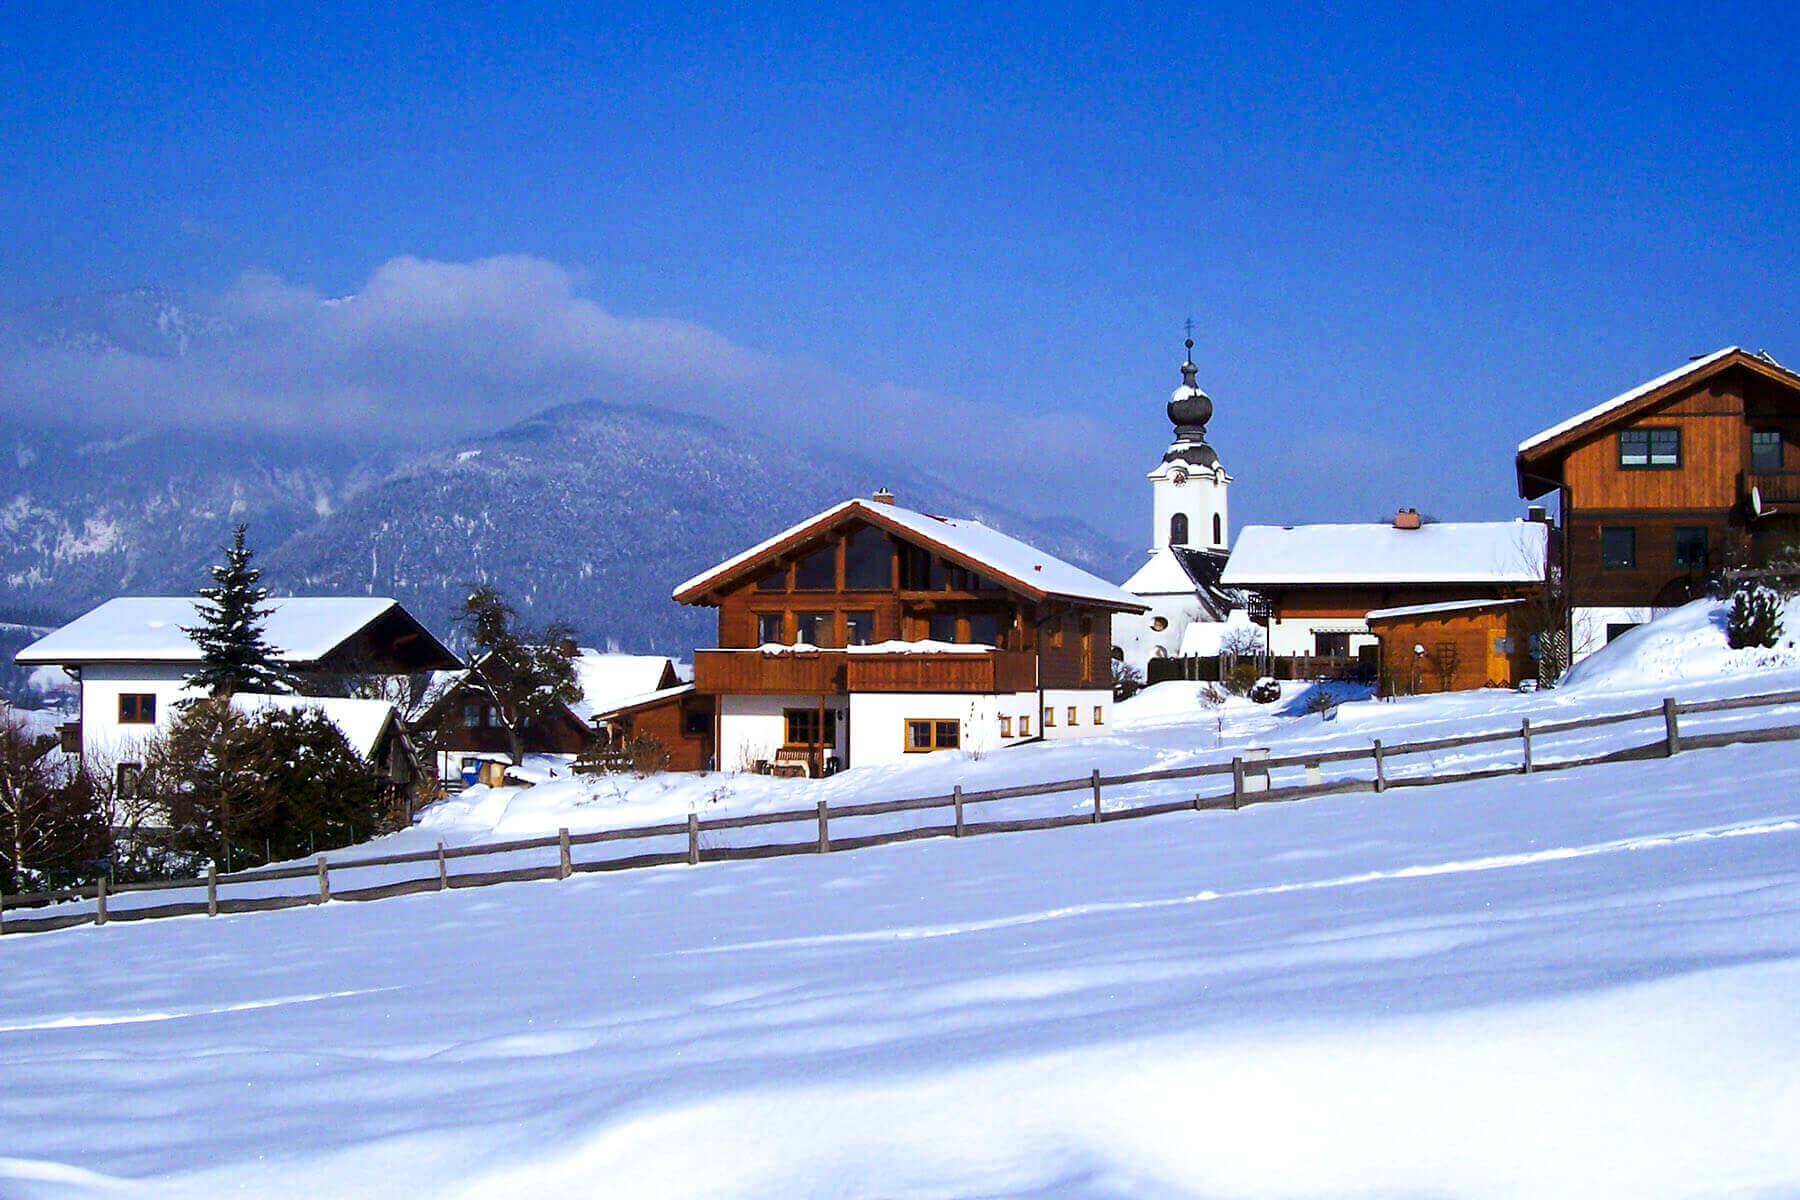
1163;336;1219;467
1145;330;1230;551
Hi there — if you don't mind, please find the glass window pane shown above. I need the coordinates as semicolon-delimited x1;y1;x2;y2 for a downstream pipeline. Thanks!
1649;428;1680;466
935;721;960;748
1752;430;1783;473
1618;430;1649;467
929;613;958;642
844;527;891;590
793;545;836;590
1601;526;1635;569
756;613;784;644
797;612;832;646
907;720;933;750
756;567;787;592
967;613;1000;646
845;611;875;645
1673;527;1708;569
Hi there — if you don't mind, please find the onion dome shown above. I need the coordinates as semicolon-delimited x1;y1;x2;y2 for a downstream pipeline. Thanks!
1166;339;1213;439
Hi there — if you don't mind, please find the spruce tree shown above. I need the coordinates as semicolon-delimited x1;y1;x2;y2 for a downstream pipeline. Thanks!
184;524;294;696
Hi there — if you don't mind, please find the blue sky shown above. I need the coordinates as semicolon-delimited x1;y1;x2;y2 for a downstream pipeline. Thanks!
4;2;1797;542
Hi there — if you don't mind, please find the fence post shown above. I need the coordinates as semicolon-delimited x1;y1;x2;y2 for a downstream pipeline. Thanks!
316;856;330;904
95;875;107;926
1091;769;1102;823
1231;757;1244;808
207;864;219;916
817;801;830;853
954;785;964;836
688;813;700;865
437;842;448;890
558;828;572;879
1373;740;1387;792
1521;718;1533;774
1664;697;1681;756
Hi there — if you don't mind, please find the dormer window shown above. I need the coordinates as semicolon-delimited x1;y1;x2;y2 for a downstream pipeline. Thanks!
1618;428;1680;469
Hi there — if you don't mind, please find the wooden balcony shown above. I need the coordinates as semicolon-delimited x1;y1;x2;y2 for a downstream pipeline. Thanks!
695;647;1038;695
1743;470;1800;507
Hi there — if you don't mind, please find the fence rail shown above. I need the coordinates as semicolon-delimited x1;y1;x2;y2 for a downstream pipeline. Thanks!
7;687;1800;937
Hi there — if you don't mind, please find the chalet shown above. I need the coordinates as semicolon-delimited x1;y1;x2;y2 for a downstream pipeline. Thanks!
12;596;458;786
1219;511;1550;676
1516;346;1800;659
671;493;1147;774
1116;342;1244;670
418;648;689;780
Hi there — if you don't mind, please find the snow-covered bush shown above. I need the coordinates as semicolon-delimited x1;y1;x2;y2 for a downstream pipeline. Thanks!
1248;677;1281;704
1727;584;1784;649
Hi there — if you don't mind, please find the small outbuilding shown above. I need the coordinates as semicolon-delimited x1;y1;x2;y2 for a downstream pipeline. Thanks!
1365;598;1538;695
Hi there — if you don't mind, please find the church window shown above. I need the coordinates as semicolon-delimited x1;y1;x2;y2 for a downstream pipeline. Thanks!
1150;616;1169;632
1213;514;1223;545
1170;513;1189;545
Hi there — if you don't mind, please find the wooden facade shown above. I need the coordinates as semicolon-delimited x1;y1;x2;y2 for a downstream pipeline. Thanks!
1368;604;1536;695
595;689;715;773
1519;349;1800;631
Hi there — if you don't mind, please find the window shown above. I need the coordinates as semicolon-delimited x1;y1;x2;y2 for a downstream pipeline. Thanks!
1606;622;1639;643
999;715;1013;738
793;545;836;590
904;718;960;752
796;611;833;646
756;566;788;592
1020;715;1031;737
929;613;959;642
116;762;142;799
1752;429;1783;473
845;611;875;645
118;694;155;724
1600;526;1636;569
462;702;483;728
1093;705;1104;725
755;612;785;645
1673;527;1708;570
967;612;1001;646
1043;706;1056;727
1618;427;1680;469
1212;513;1223;545
1170;512;1189;545
946;564;990;591
485;705;503;728
1150;616;1169;632
1067;706;1078;726
1050;617;1064;649
844;526;891;590
898;544;934;590
682;709;709;736
1080;617;1094;683
1314;632;1351;657
784;708;837;746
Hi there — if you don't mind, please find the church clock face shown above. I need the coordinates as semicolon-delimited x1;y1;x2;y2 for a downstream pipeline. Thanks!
1171;468;1188;487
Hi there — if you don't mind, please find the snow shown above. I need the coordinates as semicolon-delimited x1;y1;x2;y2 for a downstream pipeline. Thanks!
6;610;1800;1195
1222;520;1547;586
1176;610;1262;656
591;682;694;718
14;596;404;666
843;638;993;655
1120;546;1199;595
568;650;678;721
1517;345;1738;454
1366;596;1528;621
674;498;1147;610
1560;594;1800;689
228;694;398;759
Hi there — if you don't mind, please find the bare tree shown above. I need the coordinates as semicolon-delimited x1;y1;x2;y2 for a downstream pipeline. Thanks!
0;707;106;892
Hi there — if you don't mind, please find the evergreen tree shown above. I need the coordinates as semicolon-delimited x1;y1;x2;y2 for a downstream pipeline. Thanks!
184;524;294;696
1727;582;1785;649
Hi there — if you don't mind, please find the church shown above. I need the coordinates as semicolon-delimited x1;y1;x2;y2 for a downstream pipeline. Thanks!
1113;340;1251;671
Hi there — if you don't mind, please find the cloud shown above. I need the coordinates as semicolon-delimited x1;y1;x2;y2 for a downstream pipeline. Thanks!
0;255;1137;523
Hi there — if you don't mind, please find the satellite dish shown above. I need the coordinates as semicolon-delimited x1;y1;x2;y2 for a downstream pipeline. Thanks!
1750;486;1777;520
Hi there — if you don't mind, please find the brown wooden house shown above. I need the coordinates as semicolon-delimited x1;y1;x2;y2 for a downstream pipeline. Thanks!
1516;346;1800;660
672;493;1147;774
1366;599;1537;695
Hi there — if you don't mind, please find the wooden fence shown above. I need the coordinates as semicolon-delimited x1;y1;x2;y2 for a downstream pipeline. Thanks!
5;688;1800;937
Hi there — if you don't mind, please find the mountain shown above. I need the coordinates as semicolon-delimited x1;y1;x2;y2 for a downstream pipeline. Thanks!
0;291;1135;686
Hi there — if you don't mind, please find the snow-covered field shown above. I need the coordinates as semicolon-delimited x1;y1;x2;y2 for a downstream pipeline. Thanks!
4;597;1800;1197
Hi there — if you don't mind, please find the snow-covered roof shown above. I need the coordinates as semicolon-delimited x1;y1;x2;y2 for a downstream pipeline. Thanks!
568;651;679;722
1123;548;1199;595
844;639;993;655
674;499;1146;612
1366;598;1529;622
1220;522;1547;587
15;597;404;666
229;694;399;760
1517;347;1738;454
590;682;696;721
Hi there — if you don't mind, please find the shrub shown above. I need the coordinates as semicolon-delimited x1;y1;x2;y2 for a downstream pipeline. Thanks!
1248;677;1281;704
1225;662;1260;695
1727;584;1785;649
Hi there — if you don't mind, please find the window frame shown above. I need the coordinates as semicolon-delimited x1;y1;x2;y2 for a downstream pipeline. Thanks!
795;611;834;647
1020;714;1031;737
118;693;156;725
755;612;786;645
999;715;1012;738
1751;428;1783;474
1066;705;1078;726
1672;526;1709;571
1043;706;1055;728
792;544;837;591
1170;512;1189;545
903;717;961;753
783;707;837;748
928;612;960;643
1617;427;1681;470
1599;526;1637;570
844;610;876;646
1093;705;1104;725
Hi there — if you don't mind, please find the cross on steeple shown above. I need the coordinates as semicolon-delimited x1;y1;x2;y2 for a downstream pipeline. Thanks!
1183;318;1195;364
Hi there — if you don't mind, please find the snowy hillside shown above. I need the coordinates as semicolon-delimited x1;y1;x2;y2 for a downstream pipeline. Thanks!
4;612;1800;1196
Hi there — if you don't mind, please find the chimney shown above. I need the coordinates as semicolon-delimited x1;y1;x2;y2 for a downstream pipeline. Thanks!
1527;505;1548;524
871;488;895;505
1393;508;1422;530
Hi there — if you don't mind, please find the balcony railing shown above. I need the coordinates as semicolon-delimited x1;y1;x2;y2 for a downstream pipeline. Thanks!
694;647;1038;695
1743;469;1800;507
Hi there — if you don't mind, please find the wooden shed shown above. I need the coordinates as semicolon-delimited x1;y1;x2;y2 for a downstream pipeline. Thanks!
1366;598;1537;696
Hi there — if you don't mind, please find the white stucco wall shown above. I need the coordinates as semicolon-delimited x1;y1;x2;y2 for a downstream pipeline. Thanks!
77;663;203;770
1150;462;1230;552
846;692;1006;767
718;693;849;774
1113;595;1209;672
1265;617;1377;659
1571;606;1651;664
1037;688;1114;740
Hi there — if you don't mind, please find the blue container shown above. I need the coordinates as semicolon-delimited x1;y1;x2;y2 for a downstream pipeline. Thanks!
460;761;482;787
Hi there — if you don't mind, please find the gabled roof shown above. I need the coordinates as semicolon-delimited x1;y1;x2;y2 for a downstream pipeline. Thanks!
1220;521;1547;587
673;499;1147;612
1366;597;1528;622
590;682;697;723
1123;546;1240;620
14;597;455;668
229;694;403;760
568;652;682;722
1515;347;1800;496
